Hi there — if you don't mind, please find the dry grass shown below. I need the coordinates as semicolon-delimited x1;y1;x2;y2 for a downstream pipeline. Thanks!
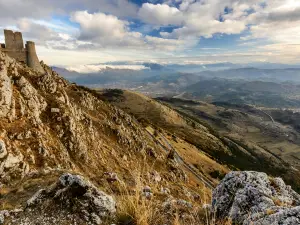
113;161;225;225
116;168;162;225
0;201;14;210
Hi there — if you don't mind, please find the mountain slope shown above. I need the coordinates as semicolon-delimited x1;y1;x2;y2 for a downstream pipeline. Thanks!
98;90;300;191
0;51;229;224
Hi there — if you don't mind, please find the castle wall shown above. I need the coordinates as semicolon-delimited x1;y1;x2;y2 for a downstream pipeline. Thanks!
0;30;44;73
1;48;27;64
26;41;44;73
2;30;27;64
4;30;24;49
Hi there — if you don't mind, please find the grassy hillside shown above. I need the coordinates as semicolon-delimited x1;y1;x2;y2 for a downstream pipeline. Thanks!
98;89;300;191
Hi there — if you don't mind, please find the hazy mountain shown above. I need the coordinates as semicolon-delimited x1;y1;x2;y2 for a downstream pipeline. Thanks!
196;68;300;82
54;63;300;91
181;78;300;108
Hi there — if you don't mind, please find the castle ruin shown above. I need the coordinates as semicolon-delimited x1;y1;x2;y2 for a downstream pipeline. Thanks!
0;29;44;73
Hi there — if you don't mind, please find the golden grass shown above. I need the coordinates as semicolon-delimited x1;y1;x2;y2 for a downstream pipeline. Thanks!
113;160;226;225
116;168;162;225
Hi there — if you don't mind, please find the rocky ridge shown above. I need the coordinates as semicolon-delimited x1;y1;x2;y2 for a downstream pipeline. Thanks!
213;171;300;224
0;51;164;185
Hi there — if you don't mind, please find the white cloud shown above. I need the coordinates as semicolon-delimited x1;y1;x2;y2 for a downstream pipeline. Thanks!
70;11;194;51
239;1;300;46
145;35;194;51
71;11;133;45
162;20;246;39
141;1;252;39
0;0;52;24
71;11;149;48
138;3;183;25
17;19;58;42
1;0;300;65
0;0;139;24
66;64;149;73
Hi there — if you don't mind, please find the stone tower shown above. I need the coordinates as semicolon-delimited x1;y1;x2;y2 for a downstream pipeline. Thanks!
0;29;44;73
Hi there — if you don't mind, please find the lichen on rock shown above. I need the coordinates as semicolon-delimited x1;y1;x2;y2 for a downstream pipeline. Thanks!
212;171;300;224
2;173;116;225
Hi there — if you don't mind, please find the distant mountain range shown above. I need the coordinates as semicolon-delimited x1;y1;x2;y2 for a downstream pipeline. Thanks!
52;62;300;99
180;79;300;108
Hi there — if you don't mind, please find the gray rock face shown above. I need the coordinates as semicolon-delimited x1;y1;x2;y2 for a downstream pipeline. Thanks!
17;76;47;124
245;206;300;225
2;173;116;224
0;140;7;159
212;171;300;225
0;63;13;118
26;173;116;223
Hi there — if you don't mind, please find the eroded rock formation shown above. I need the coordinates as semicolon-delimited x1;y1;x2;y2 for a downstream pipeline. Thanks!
1;173;116;224
213;171;300;224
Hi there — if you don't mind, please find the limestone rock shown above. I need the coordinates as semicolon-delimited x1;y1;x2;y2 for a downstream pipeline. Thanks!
244;206;300;225
3;173;116;224
17;76;47;124
0;153;23;171
212;171;300;224
30;173;116;217
0;210;9;225
104;172;118;183
142;185;153;199
0;65;13;118
0;140;7;159
38;73;57;94
51;108;60;113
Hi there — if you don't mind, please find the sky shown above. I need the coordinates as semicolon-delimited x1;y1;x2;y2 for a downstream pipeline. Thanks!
0;0;300;67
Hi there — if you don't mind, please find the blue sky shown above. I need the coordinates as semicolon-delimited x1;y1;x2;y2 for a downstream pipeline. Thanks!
0;0;300;67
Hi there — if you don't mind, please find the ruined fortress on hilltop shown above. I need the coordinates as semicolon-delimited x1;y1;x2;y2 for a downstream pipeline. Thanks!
0;29;44;73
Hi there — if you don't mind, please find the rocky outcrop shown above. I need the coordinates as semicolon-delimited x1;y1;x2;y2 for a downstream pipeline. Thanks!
212;171;300;224
0;51;165;185
17;76;47;125
1;173;116;224
0;140;7;159
0;56;13;118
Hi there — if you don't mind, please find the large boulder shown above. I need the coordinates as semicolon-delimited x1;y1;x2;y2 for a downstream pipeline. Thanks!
1;173;116;224
212;171;300;224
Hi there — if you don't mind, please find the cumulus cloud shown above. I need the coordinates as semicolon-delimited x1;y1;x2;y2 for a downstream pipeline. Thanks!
72;11;128;41
0;0;138;24
153;0;300;50
240;1;300;44
266;6;300;22
1;0;300;65
161;20;246;39
138;3;183;25
70;11;146;48
0;0;52;20
13;18;80;51
70;10;193;51
17;19;59;42
139;1;253;39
